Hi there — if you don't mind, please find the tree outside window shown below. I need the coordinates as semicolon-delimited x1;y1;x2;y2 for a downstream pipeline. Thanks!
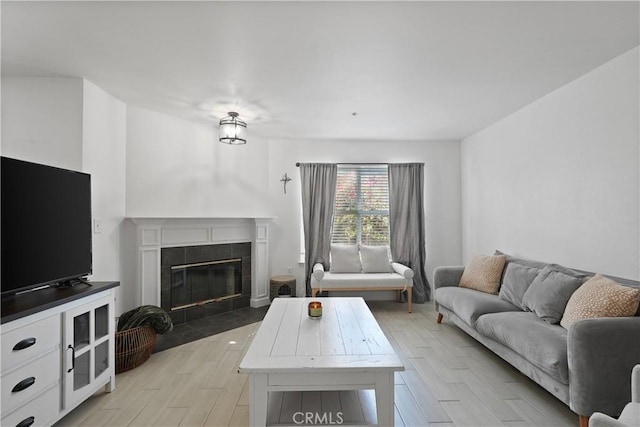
332;165;389;245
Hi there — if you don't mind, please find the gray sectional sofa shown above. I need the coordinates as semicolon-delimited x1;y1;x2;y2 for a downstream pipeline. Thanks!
433;252;640;426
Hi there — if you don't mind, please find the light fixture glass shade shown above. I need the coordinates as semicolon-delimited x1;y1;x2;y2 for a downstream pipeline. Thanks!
219;112;247;145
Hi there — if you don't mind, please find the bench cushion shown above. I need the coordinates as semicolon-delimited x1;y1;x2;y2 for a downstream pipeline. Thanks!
312;272;411;289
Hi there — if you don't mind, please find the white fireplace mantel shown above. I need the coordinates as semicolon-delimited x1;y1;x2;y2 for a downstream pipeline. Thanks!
126;217;273;309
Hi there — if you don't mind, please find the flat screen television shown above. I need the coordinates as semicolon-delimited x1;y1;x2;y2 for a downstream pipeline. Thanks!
1;157;92;296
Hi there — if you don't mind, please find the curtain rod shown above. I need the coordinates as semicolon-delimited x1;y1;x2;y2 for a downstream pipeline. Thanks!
295;162;392;167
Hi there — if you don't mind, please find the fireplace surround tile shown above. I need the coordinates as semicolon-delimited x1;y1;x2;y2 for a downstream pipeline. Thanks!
242;255;251;277
185;243;233;264
233;243;251;258
161;246;186;267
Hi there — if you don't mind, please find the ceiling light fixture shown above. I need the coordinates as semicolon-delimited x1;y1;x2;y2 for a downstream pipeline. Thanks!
219;112;247;145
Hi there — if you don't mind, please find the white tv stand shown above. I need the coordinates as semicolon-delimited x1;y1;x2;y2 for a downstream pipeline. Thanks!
1;282;119;426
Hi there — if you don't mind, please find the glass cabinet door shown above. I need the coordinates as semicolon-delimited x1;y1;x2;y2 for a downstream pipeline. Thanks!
63;294;114;409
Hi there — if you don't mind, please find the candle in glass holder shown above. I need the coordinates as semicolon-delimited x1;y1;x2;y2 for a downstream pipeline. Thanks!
308;301;322;318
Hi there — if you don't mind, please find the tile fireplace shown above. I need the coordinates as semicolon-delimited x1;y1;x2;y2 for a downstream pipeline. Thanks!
161;242;251;325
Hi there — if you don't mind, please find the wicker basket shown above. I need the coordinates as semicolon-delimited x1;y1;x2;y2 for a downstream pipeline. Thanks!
115;326;157;374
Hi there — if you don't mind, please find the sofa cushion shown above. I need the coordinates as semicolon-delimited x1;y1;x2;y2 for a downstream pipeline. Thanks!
330;244;361;273
522;266;585;324
435;286;520;328
495;250;548;271
495;250;587;285
476;311;569;384
459;255;506;294
360;245;392;273
498;263;541;310
560;274;640;329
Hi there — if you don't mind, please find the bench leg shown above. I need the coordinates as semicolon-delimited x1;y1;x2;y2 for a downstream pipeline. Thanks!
407;288;412;313
578;414;589;427
312;289;318;297
437;313;443;324
396;290;401;302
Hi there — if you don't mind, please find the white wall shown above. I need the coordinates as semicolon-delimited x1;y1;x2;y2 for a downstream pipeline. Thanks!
267;139;462;297
461;47;639;280
1;77;83;170
1;77;129;312
125;106;271;218
125;111;463;301
82;80;128;314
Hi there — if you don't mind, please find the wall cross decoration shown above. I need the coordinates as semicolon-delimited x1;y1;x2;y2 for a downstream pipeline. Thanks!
280;173;292;194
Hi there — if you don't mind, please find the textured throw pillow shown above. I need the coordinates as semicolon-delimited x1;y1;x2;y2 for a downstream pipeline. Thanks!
560;275;640;329
329;244;361;273
522;266;585;324
498;263;541;310
459;255;506;294
360;245;392;273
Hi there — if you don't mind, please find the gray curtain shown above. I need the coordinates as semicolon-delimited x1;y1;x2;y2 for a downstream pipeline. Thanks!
388;163;430;302
300;163;337;296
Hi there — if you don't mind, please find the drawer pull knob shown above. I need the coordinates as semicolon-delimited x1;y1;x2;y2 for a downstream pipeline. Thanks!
13;337;36;351
16;416;35;427
12;377;36;393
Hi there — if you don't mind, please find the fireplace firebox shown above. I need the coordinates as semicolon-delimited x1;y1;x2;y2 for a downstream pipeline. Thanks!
170;258;242;310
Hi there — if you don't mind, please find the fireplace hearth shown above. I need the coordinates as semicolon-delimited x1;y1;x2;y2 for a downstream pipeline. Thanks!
161;243;251;325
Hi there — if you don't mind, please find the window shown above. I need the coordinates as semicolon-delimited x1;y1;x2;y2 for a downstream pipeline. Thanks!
332;164;390;245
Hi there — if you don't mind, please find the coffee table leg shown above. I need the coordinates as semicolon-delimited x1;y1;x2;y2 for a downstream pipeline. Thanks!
375;371;395;426
249;373;268;427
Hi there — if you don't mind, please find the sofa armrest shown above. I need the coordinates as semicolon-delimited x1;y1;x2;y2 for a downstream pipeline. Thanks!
568;316;640;417
391;262;414;280
433;266;464;290
311;263;325;281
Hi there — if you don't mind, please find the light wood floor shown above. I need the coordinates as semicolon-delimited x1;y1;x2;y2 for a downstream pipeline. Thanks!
54;300;578;427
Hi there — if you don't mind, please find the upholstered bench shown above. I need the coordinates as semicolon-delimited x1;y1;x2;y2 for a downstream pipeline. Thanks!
309;244;414;312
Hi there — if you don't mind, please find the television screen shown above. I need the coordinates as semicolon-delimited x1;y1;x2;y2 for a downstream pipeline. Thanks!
1;157;92;295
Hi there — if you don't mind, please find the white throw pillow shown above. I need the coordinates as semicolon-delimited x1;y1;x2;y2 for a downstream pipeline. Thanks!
329;244;362;273
360;245;392;273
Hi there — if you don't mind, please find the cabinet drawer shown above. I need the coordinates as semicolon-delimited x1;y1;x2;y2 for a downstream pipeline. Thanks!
1;384;59;427
1;315;60;371
1;349;60;413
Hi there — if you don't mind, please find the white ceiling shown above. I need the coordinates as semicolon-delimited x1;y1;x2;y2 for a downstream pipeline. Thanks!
2;1;639;141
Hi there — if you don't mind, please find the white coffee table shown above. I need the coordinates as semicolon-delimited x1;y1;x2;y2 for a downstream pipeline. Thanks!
239;297;404;426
